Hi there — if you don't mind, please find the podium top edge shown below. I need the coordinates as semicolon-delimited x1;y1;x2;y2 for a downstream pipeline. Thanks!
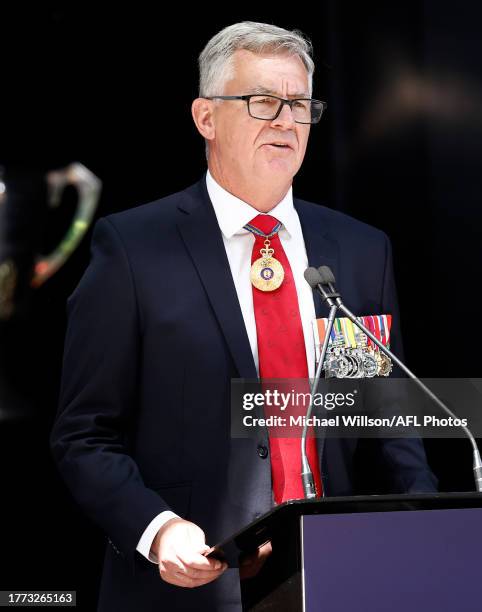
210;492;482;562
280;491;482;507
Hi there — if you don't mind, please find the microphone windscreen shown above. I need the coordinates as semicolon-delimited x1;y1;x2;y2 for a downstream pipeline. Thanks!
318;266;336;285
304;267;322;288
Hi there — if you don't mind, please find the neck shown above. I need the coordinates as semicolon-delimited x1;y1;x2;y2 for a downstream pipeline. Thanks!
208;162;291;213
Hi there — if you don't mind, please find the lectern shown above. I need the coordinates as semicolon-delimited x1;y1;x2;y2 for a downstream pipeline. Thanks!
211;493;482;611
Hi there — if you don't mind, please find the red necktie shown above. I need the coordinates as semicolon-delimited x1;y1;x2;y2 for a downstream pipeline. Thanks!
248;214;322;503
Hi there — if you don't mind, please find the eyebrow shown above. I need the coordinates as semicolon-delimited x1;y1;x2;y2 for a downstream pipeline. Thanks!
244;86;310;98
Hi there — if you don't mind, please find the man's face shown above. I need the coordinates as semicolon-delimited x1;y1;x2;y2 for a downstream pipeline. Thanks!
209;49;311;195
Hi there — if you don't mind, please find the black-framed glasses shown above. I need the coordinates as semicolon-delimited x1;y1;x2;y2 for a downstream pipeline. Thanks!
204;94;327;124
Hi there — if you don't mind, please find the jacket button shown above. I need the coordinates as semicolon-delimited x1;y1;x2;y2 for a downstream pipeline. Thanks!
257;445;268;459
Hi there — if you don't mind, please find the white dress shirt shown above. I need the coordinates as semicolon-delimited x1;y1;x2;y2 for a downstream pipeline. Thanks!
136;170;317;562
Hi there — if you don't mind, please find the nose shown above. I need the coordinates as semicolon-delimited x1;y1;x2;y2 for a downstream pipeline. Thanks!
271;101;296;129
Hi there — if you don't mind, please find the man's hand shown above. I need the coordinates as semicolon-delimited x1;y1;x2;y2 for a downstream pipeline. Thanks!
239;541;272;580
152;518;228;588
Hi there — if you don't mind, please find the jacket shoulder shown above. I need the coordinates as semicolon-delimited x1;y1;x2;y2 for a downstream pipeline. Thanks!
100;180;203;237
295;197;388;246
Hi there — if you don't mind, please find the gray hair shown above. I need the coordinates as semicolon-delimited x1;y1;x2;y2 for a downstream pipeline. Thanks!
198;21;314;97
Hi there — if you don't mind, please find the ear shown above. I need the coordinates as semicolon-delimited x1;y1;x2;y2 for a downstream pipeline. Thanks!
191;98;216;141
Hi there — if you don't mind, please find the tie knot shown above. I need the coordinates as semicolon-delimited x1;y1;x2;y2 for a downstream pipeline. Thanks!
247;214;281;236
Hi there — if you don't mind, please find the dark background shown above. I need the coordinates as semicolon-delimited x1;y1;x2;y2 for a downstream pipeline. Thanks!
1;3;482;609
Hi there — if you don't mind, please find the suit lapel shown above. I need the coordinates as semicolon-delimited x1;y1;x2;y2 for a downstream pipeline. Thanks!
294;199;339;319
177;178;257;380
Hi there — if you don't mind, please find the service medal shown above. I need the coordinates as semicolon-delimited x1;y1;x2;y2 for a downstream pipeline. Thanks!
363;351;378;378
376;352;393;377
331;354;351;378
315;313;394;379
250;240;284;292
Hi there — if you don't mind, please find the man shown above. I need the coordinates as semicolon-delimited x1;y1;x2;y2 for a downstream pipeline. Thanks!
51;21;437;611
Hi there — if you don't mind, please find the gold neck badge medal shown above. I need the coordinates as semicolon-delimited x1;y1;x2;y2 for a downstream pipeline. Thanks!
244;220;284;292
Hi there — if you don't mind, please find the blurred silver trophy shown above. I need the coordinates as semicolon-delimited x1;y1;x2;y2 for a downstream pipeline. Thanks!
0;162;101;319
0;162;101;419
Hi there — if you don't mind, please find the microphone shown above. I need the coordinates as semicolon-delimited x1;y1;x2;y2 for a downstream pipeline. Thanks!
300;268;339;498
305;265;482;493
317;265;336;286
304;267;339;307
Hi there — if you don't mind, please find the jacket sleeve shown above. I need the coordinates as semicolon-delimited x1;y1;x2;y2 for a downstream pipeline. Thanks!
377;233;438;493
50;217;170;561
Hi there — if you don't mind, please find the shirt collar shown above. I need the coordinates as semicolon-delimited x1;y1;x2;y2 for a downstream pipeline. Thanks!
206;170;296;239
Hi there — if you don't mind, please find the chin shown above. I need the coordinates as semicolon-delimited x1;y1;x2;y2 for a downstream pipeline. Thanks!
267;161;297;178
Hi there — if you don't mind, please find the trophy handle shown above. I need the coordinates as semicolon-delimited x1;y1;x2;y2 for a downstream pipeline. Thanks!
31;162;102;288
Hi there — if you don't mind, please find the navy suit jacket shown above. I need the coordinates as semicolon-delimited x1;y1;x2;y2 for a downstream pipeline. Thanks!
51;176;437;611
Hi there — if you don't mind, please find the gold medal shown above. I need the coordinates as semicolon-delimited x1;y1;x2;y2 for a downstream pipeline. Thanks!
250;239;284;292
376;351;393;377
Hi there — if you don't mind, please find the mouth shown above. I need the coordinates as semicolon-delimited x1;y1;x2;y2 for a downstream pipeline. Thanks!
263;142;293;150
